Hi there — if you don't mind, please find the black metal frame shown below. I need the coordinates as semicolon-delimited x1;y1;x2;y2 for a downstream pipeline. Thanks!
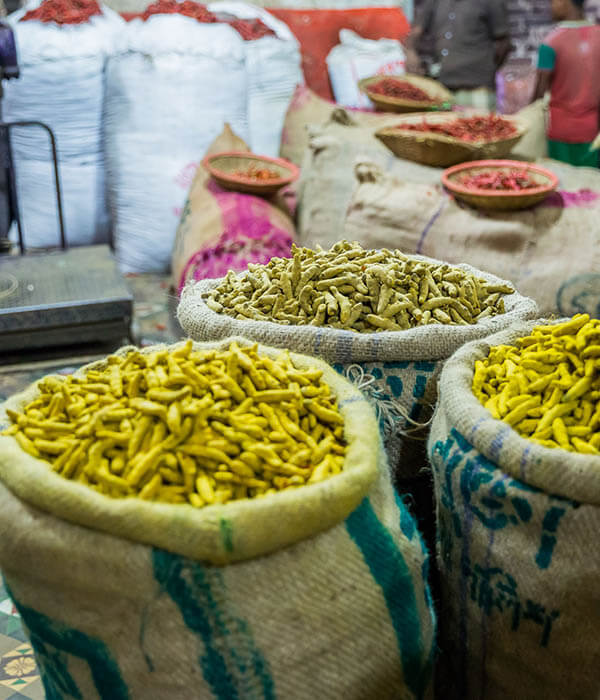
0;119;66;253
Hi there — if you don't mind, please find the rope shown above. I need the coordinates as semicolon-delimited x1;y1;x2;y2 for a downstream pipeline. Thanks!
344;364;433;440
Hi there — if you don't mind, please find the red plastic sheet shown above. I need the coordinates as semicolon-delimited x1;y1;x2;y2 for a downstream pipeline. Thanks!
266;7;410;101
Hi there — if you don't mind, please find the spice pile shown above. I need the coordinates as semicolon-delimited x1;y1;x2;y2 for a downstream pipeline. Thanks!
473;314;600;455
369;78;433;102
137;0;276;40
2;341;347;505
205;241;514;332
21;0;101;24
140;0;216;22
234;164;282;181
459;169;538;192
228;18;275;41
399;115;517;143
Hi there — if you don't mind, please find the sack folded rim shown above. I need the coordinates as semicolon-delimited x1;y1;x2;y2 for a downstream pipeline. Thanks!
0;337;379;565
178;253;538;363
433;317;600;506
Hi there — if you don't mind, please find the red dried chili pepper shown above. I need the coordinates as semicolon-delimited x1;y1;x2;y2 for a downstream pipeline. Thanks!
459;169;537;191
369;78;432;102
227;17;275;41
22;0;101;24
140;0;217;22
137;0;275;39
400;115;517;143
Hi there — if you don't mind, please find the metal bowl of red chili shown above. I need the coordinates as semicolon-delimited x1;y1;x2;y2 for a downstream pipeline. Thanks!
203;151;300;196
442;160;559;211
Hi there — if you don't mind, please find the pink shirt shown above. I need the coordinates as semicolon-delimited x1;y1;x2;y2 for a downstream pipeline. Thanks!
539;23;600;143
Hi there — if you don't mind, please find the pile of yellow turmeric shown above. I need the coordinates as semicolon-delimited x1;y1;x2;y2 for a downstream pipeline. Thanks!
2;341;347;505
473;314;600;455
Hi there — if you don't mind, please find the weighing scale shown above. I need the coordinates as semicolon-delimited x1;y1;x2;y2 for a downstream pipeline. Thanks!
0;246;134;353
0;22;133;356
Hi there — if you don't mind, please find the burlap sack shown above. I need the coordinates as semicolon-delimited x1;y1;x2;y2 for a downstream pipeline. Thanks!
279;84;401;166
510;98;548;162
344;161;600;318
297;116;439;249
296;103;549;251
177;265;537;480
428;319;600;699
0;339;435;700
171;124;296;294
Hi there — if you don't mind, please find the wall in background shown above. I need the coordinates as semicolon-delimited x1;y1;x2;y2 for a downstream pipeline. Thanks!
586;0;600;21
507;0;551;61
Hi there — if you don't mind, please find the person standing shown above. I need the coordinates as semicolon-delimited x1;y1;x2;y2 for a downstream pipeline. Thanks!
532;0;600;167
405;0;511;111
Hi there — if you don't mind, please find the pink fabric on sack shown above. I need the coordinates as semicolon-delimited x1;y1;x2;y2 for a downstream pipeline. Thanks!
178;181;294;294
544;189;600;208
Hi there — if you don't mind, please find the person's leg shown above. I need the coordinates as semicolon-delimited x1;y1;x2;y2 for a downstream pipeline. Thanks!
548;140;570;163
548;140;598;167
574;143;600;168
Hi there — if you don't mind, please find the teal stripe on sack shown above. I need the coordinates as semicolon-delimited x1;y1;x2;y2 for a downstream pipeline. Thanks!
346;499;429;700
7;587;129;700
395;492;416;542
152;549;275;700
220;519;234;553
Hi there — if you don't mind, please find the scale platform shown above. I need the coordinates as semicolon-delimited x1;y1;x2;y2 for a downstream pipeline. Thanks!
0;245;134;354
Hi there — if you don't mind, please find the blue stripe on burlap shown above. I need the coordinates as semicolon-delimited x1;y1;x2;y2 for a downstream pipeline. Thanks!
152;549;275;700
7;587;129;700
346;498;430;699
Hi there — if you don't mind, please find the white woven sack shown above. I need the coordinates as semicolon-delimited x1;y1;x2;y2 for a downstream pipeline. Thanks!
244;37;302;156
177;258;538;475
12;157;110;247
105;16;249;273
428;319;600;699
0;339;435;700
5;3;122;161
326;29;406;109
4;3;121;246
208;2;303;158
110;152;203;273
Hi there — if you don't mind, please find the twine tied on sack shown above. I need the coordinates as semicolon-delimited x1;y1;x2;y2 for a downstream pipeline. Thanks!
329;107;358;127
344;364;433;440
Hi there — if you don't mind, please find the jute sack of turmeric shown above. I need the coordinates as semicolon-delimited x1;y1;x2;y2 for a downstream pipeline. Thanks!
429;316;600;699
178;242;538;486
0;338;435;700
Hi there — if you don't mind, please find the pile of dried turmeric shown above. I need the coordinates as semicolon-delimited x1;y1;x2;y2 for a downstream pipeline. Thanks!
2;341;347;505
205;240;514;332
473;314;600;454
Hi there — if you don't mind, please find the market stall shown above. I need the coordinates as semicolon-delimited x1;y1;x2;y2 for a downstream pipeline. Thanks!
1;1;600;698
